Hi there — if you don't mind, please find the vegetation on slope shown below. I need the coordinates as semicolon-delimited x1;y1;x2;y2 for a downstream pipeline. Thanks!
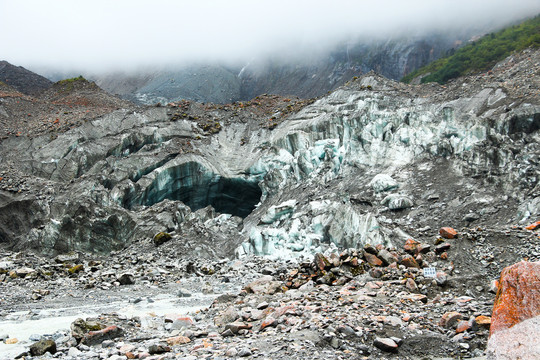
55;75;97;92
401;15;540;84
56;75;86;85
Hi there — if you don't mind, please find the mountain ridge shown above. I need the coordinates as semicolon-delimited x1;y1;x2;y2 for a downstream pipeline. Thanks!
0;60;53;95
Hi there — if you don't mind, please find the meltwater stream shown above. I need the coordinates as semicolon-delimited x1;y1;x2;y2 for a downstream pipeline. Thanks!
0;292;215;359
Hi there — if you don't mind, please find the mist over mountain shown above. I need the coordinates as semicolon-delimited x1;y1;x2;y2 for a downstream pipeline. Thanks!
87;25;517;104
3;0;539;71
2;0;539;104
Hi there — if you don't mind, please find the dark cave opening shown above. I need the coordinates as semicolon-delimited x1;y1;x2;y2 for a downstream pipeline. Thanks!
127;162;262;218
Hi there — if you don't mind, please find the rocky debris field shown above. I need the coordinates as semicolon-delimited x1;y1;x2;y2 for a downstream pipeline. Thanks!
166;94;314;133
0;48;539;359
1;222;540;359
0;77;135;139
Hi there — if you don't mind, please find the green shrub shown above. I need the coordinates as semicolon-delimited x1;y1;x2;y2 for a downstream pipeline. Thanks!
402;15;540;84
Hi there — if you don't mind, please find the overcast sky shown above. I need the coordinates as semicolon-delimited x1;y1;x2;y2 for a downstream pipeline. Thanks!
1;0;539;73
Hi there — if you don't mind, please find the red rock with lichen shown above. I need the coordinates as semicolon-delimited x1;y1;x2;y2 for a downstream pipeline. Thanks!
400;255;420;268
364;252;383;266
403;238;419;253
490;261;540;336
475;315;491;329
439;227;458;239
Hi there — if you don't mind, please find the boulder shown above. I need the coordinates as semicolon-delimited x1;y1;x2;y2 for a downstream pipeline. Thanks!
475;315;491;329
224;321;251;335
435;242;451;253
171;316;194;330
405;278;418;292
403;238;420;254
377;249;397;265
14;267;37;278
373;337;398;353
54;252;80;263
148;343;171;354
439;311;463;329
117;273;135;285
244;275;282;295
153;232;172;246
214;306;240;327
381;194;413;210
81;325;124;345
490;261;540;335
455;320;472;333
71;318;106;340
166;335;191;346
29;339;56;356
439;227;457;239
364;252;383;267
260;316;277;330
369;174;398;192
400;254;420;268
314;253;331;271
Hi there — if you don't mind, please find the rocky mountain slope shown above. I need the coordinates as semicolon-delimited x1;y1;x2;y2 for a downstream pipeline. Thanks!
0;76;135;139
403;15;540;84
0;61;52;95
93;33;467;105
0;49;538;359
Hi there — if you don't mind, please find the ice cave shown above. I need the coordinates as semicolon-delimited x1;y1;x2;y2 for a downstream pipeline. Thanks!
126;161;262;218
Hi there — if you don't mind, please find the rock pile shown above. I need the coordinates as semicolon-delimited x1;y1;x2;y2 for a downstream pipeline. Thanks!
0;229;503;359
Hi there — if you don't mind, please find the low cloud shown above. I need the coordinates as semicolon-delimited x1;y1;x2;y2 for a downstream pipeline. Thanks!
1;0;539;73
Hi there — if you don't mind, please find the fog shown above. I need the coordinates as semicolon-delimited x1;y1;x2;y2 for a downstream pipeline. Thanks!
1;0;539;73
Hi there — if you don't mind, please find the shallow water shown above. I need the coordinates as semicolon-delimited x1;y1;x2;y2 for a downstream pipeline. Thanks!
0;293;214;359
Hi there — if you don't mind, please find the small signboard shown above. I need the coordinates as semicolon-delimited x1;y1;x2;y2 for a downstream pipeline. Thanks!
423;267;437;278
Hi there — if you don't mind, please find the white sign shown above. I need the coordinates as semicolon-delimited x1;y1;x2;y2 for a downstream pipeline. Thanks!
423;267;437;278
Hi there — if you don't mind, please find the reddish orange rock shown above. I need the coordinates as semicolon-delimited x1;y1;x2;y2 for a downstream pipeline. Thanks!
456;320;472;333
364;252;383;267
314;253;330;271
400;255;420;268
475;315;491;329
525;221;540;231
404;238;419;253
272;304;295;318
260;316;277;330
490;261;540;336
82;325;123;345
174;316;194;327
166;335;191;346
439;311;463;328
439;227;458;239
